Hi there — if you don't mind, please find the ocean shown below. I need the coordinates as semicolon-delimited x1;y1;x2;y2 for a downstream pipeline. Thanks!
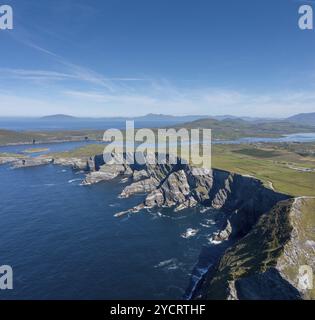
0;162;218;299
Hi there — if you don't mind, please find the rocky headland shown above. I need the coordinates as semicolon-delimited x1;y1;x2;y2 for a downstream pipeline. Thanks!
4;152;315;300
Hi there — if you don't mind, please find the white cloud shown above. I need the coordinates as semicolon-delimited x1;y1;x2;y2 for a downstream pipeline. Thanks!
60;87;315;118
1;40;314;118
1;85;315;117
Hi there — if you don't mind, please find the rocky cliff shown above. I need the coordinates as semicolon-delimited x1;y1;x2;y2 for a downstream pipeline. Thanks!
195;197;315;300
81;153;314;300
8;152;314;299
82;154;289;242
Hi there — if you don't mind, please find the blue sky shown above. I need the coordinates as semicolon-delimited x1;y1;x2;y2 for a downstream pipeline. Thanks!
0;0;315;117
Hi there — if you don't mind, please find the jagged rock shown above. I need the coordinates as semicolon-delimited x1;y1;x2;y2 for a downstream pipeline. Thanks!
174;197;198;212
162;170;191;205
141;170;194;209
144;189;165;207
0;156;20;165
120;177;159;198
83;162;132;185
227;281;239;300
12;158;53;168
83;171;115;185
133;169;149;181
214;220;232;241
52;157;90;171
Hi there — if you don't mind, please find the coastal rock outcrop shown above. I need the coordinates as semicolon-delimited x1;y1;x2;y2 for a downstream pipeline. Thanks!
195;197;315;300
82;153;314;300
0;155;22;165
55;153;288;242
120;177;159;198
12;157;53;168
53;157;93;171
4;150;313;300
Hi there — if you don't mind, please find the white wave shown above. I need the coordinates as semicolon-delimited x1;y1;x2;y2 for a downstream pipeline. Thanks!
208;237;222;245
181;228;199;239
200;218;216;228
68;178;82;183
109;203;120;207
196;267;209;275
200;223;211;228
154;258;182;272
185;264;213;300
154;258;177;268
167;265;179;270
156;211;166;218
121;215;131;222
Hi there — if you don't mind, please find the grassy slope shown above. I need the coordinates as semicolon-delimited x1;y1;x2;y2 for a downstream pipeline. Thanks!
178;118;315;139
0;152;24;158
204;197;315;299
50;144;105;159
1;117;315;145
205;199;294;299
277;197;315;299
23;148;49;153
211;144;315;197
0;129;104;145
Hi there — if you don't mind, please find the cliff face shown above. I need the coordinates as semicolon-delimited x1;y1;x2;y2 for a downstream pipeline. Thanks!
83;154;315;300
276;197;315;300
196;197;315;300
10;152;312;299
84;154;289;241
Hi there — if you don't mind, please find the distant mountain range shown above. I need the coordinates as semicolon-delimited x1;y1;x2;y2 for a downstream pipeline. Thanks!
40;114;77;120
286;113;315;126
40;112;315;126
176;117;315;140
39;113;262;122
40;113;210;122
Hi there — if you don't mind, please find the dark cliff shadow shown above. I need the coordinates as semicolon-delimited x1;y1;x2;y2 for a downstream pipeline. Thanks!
184;241;232;300
234;268;302;300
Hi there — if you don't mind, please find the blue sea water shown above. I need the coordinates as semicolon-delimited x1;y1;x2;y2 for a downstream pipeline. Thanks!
0;118;185;131
0;163;218;300
0;140;104;157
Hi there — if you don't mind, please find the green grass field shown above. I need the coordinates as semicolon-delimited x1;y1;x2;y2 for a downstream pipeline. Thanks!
50;144;105;159
0;129;104;145
211;144;315;196
23;148;50;153
0;152;24;158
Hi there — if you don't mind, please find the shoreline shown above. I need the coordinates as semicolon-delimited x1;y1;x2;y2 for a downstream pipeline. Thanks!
1;150;314;300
